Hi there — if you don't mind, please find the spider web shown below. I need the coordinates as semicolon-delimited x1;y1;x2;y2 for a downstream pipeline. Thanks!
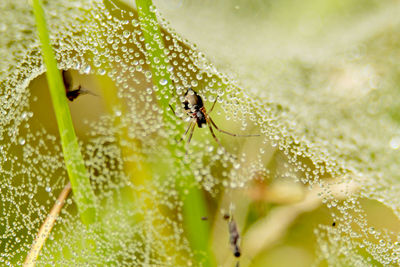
1;0;400;266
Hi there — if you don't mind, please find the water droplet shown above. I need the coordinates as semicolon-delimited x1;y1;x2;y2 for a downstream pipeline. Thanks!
21;112;28;120
390;137;400;149
145;71;152;79
149;5;157;12
83;65;91;74
159;79;168;86
123;30;130;38
98;69;106;75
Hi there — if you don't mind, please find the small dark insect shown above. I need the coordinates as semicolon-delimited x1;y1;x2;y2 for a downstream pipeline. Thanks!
332;222;336;227
201;216;208;221
62;70;96;101
169;88;259;149
223;214;241;258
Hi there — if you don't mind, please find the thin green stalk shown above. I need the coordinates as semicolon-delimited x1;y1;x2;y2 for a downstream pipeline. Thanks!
135;1;215;266
32;0;97;225
135;0;172;110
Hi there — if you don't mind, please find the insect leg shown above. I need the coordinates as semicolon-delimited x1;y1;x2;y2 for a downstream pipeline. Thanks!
209;117;259;137
208;96;219;114
62;70;72;90
79;86;98;97
206;118;222;146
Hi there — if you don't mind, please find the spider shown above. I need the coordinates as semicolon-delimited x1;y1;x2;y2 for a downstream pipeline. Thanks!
169;88;259;149
62;70;96;101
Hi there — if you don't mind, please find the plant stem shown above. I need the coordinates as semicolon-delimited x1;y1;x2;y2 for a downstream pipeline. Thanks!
135;0;172;110
135;1;215;266
32;0;97;225
23;183;72;267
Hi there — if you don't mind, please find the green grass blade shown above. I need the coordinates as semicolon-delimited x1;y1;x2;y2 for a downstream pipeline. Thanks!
135;0;215;266
135;0;173;110
32;0;97;225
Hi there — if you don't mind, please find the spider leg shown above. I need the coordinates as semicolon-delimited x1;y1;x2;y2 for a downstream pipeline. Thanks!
206;117;222;146
209;117;259;137
177;121;194;143
169;104;177;117
208;96;218;114
185;122;197;154
169;104;186;122
187;122;196;144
